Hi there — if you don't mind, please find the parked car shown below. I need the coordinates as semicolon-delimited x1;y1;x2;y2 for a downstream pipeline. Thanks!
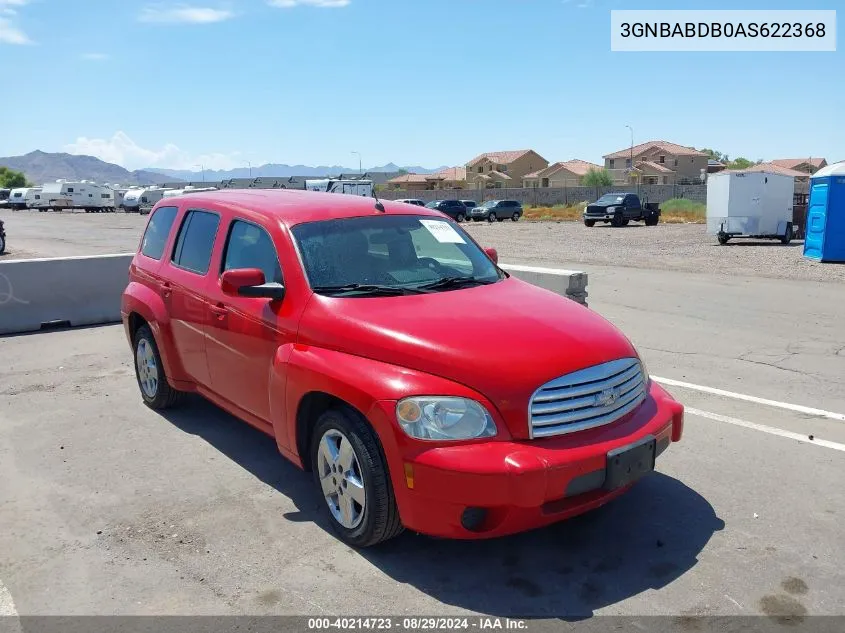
460;200;478;212
0;219;5;255
424;199;470;222
583;193;660;227
470;200;523;222
121;190;684;548
394;199;426;207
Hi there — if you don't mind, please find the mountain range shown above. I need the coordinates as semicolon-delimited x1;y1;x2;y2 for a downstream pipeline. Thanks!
145;162;447;181
0;151;172;186
0;151;448;186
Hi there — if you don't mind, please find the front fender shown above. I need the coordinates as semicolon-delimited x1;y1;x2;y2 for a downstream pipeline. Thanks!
121;280;189;384
280;346;504;468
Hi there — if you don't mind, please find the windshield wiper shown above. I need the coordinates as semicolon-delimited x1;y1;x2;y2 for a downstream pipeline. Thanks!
415;276;496;291
312;283;429;296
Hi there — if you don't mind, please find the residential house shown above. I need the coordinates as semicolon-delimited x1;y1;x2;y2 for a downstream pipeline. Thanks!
386;173;431;191
386;167;467;191
523;159;603;188
737;162;813;186
707;159;727;174
603;140;709;185
769;158;828;175
465;150;548;190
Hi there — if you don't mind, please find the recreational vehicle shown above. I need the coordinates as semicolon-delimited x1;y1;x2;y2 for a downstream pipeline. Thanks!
123;187;172;214
305;178;373;197
35;181;116;212
8;187;42;210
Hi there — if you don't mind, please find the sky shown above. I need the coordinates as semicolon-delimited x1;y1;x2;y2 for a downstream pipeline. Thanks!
0;0;843;172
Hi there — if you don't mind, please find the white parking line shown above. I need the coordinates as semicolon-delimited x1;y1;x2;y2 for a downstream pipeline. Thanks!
653;376;845;422
686;407;845;453
0;578;18;617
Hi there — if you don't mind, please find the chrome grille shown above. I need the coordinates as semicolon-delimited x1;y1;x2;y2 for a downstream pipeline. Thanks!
529;358;647;438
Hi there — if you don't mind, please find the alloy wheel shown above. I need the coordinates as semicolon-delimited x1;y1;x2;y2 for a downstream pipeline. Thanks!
135;338;159;398
316;429;366;529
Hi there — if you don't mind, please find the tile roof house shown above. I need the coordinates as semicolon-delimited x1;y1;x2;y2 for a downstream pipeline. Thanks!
768;158;828;174
603;140;709;185
523;159;603;188
386;167;468;191
465;149;548;190
386;173;432;191
735;162;813;181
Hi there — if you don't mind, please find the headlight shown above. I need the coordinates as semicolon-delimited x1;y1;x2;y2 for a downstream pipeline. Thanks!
396;397;497;441
583;207;588;213
638;356;650;383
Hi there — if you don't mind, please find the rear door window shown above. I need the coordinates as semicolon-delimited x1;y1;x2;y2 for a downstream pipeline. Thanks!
139;206;178;260
221;220;283;284
171;210;221;275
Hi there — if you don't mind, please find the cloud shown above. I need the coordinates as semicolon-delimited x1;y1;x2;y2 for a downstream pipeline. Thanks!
267;0;350;8
138;4;235;24
81;52;109;61
0;0;31;44
65;131;244;171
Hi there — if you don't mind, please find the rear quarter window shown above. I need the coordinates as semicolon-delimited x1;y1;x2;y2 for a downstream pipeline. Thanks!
139;206;178;260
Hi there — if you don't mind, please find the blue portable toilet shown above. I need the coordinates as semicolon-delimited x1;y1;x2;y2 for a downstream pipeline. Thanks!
804;161;845;262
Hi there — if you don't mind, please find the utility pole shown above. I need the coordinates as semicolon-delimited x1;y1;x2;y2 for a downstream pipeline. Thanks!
351;151;362;176
194;164;205;183
244;161;252;178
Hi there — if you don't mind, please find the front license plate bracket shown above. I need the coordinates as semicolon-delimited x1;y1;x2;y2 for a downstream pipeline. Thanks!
604;435;656;491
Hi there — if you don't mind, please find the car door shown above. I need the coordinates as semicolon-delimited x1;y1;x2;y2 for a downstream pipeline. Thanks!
624;195;640;219
204;217;294;424
166;208;221;388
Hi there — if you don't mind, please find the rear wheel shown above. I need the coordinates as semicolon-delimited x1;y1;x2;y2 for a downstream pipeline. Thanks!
781;222;793;245
584;219;596;227
511;212;520;222
133;325;181;409
717;232;730;245
311;408;403;548
645;213;659;226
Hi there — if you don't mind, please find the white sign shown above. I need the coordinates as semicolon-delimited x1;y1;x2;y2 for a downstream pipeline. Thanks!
611;10;836;52
419;219;466;244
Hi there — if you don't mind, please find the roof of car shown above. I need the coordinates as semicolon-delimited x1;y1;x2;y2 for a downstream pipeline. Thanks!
164;189;447;225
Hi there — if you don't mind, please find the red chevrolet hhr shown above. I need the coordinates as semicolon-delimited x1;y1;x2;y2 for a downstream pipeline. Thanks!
121;189;684;547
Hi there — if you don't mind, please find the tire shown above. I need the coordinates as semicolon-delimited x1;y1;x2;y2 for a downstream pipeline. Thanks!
717;232;730;245
611;211;625;227
621;218;630;226
584;219;596;227
311;408;403;548
511;212;520;222
133;324;181;410
0;233;5;255
487;212;496;223
781;222;793;245
456;213;465;223
645;214;659;226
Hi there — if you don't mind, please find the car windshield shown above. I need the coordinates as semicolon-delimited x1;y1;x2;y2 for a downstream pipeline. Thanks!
479;200;499;208
424;201;440;208
292;215;504;297
595;194;625;204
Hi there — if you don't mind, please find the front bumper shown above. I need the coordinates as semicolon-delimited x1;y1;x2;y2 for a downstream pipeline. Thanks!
584;212;614;221
376;381;683;539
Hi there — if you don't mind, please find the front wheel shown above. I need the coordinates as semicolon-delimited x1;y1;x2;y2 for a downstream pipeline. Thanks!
717;232;730;245
487;213;497;223
456;212;465;223
611;211;625;227
584;219;596;227
311;408;403;548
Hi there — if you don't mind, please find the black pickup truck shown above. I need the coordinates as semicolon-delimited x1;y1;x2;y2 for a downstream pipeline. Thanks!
583;192;660;227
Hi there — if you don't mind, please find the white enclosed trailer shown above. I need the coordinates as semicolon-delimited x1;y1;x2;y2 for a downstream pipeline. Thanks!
706;171;795;245
36;181;116;212
123;187;173;214
8;187;42;210
305;178;373;197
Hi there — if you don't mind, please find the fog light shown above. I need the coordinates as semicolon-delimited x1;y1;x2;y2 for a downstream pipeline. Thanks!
460;507;487;532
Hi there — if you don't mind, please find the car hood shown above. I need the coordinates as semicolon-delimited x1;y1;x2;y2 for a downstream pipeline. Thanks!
297;276;638;438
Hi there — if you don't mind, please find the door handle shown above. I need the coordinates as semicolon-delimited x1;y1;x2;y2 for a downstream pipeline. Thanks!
161;281;172;299
210;303;228;321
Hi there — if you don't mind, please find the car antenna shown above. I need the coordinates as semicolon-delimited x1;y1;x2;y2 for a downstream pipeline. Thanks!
372;184;385;212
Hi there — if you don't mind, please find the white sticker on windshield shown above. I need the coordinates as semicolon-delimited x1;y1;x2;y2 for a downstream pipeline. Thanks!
419;219;466;244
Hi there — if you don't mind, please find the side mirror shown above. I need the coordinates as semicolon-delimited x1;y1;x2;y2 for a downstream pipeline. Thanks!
484;247;499;265
221;268;286;301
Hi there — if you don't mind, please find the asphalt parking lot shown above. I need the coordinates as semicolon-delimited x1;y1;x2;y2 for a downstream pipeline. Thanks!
1;208;844;621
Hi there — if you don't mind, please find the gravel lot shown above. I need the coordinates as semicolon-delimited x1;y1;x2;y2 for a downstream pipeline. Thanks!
1;209;843;284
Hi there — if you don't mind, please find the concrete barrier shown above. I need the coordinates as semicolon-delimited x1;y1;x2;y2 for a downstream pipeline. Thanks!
0;253;133;335
501;263;588;306
0;253;588;336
